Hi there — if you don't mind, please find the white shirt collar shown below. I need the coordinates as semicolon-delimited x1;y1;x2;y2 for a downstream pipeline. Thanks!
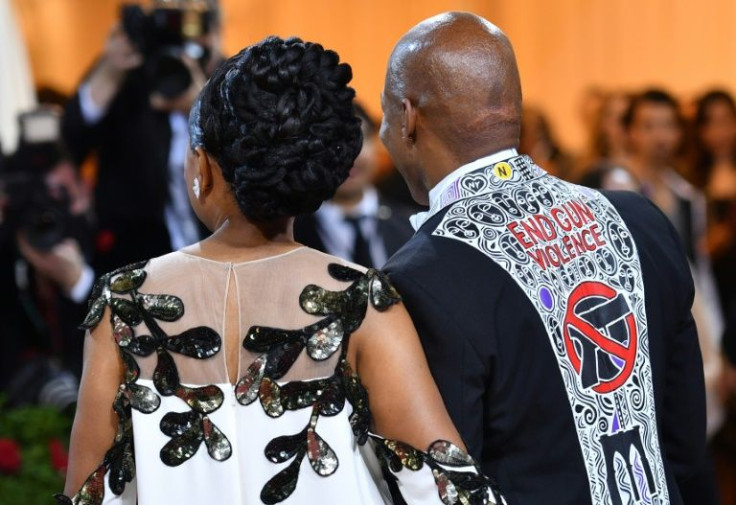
411;148;518;230
319;186;380;220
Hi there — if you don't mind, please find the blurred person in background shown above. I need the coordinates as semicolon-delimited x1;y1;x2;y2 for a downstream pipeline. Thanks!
692;90;736;314
0;108;93;410
622;88;726;442
692;89;736;502
519;105;574;180
577;90;632;183
62;0;224;274
295;102;414;267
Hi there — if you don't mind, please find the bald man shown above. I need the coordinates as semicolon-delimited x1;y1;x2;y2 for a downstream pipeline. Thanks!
382;12;716;505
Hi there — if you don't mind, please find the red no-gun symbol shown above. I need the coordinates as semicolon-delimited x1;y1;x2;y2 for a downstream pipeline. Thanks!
563;281;638;394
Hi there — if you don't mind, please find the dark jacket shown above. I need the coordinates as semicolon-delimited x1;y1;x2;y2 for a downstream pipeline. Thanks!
385;185;715;505
295;199;414;266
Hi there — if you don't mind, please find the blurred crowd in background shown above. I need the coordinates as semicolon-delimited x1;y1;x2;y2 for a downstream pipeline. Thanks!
0;0;735;502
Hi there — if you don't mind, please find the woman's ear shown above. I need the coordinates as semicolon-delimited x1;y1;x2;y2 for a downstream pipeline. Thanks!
195;147;215;198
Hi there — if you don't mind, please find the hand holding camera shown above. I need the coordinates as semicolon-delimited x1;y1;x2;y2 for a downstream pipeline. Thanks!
101;25;144;78
17;236;86;296
86;2;216;115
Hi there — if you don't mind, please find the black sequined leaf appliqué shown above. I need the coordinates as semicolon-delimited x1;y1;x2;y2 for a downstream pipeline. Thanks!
110;268;147;294
140;293;184;322
165;327;221;359
260;450;304;505
235;354;267;406
81;297;107;330
306;428;338;476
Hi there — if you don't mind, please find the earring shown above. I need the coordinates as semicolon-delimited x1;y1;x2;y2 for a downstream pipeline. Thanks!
192;178;201;199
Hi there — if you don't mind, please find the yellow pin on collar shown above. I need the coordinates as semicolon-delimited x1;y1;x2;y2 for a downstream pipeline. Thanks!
493;161;513;180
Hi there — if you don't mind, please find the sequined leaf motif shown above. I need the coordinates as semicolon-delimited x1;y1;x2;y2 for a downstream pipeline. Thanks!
317;376;345;416
306;428;338;476
165;327;221;359
266;339;306;380
428;440;476;467
120;350;140;384
128;335;156;357
140;293;184;322
306;320;344;361
175;384;224;414
299;285;344;317
433;469;460;505
202;415;232;461
265;428;307;464
81;296;107;330
105;440;135;495
368;271;401;311
57;463;106;505
125;383;160;413
384;439;425;471
113;316;133;347
260;449;305;505
110;298;143;326
160;410;199;437
53;494;73;505
260;377;284;417
243;326;302;353
301;282;369;335
109;269;147;294
153;349;179;395
328;263;365;282
279;378;331;411
160;410;202;466
235;354;267;405
434;469;492;505
340;360;370;444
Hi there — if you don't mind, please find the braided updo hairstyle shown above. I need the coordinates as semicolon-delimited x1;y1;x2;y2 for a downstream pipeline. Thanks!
190;36;362;220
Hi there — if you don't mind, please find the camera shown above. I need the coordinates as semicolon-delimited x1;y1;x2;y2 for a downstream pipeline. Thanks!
121;0;216;99
0;108;74;251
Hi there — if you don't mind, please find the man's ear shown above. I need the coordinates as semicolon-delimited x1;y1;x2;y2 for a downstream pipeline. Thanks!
195;147;215;198
402;98;417;144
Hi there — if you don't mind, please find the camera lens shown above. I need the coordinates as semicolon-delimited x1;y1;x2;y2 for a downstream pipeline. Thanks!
22;205;66;251
148;48;193;99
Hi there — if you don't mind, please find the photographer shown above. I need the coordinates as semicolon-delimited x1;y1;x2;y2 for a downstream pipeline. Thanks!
62;0;223;273
0;109;93;409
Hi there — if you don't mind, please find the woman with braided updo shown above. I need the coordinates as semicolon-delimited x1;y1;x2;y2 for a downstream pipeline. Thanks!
59;37;505;505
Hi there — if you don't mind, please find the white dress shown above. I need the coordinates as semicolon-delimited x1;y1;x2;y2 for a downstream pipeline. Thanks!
57;248;503;505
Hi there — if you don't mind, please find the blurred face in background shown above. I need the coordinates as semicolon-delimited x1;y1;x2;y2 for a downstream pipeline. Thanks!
627;102;681;167
598;93;630;158
699;99;736;160
334;120;377;201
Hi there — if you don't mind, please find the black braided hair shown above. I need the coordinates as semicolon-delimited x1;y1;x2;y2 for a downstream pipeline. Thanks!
190;36;362;220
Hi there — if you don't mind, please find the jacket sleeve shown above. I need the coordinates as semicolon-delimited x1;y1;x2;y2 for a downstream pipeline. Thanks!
652;200;718;504
385;260;490;463
62;88;103;167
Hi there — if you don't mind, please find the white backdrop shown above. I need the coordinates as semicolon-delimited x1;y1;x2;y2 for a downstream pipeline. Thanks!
0;0;36;154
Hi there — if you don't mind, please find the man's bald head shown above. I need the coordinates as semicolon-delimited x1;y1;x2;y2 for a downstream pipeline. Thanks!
385;12;522;159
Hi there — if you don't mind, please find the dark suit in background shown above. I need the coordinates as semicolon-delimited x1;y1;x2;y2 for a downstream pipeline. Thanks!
295;192;414;267
62;67;174;274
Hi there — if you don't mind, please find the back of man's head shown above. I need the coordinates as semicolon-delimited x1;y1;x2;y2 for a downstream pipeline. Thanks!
386;12;522;160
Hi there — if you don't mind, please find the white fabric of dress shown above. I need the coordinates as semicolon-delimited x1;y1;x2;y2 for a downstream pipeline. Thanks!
59;247;503;505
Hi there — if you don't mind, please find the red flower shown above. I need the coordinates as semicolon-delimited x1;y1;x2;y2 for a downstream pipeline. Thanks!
0;438;22;474
95;229;117;254
48;438;69;474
